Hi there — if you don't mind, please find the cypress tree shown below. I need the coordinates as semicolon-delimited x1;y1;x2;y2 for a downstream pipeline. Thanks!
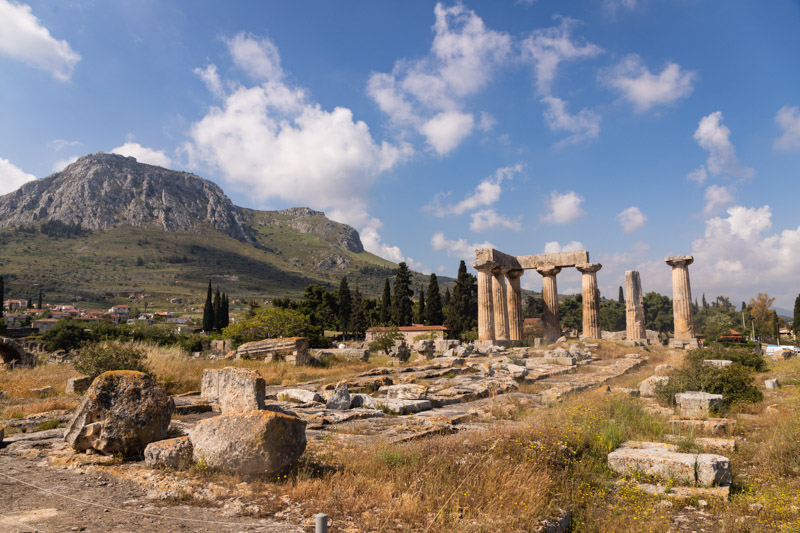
392;262;414;326
426;273;443;325
213;287;223;331
222;293;230;330
380;279;392;324
445;261;476;339
350;285;367;339
618;286;624;304
338;276;352;339
793;293;800;338
702;293;708;309
0;276;4;318
202;281;214;332
415;285;426;324
38;289;43;311
443;287;451;307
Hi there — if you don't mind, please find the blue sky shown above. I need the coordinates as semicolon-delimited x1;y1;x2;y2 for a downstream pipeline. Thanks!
2;1;800;307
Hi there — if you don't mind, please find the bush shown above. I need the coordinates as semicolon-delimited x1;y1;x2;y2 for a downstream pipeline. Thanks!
73;341;150;379
702;344;767;371
42;319;92;352
368;327;403;354
655;351;762;409
224;306;314;347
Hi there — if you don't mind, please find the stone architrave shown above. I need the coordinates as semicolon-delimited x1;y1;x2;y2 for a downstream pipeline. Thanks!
473;260;496;341
505;269;524;342
625;270;646;341
492;269;509;341
537;265;562;342
576;263;602;340
666;256;697;348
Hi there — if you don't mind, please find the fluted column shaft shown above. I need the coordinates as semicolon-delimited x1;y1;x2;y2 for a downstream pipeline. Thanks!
625;270;646;340
505;270;524;342
666;256;695;340
538;265;562;342
492;269;509;341
577;263;602;340
474;263;496;341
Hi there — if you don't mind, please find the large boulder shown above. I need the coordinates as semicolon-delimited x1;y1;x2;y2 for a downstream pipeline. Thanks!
201;367;266;413
144;436;193;469
190;411;306;476
65;371;174;456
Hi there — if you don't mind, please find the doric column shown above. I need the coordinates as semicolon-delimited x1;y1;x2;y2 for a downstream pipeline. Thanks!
473;260;496;341
492;268;509;341
625;270;646;341
576;263;602;340
537;265;562;342
505;269;524;342
666;256;695;343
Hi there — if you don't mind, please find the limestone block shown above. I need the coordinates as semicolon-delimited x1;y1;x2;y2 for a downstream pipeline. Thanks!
639;375;669;398
607;445;696;485
675;392;723;418
318;348;369;362
201;367;266;414
541;356;576;366
66;376;92;394
277;389;324;404
236;337;310;365
190;411;306;476
383;384;428;400
65;371;174;457
696;454;732;486
375;399;432;415
326;381;351;410
350;393;377;409
434;340;459;353
765;378;780;390
506;364;528;380
413;340;435;359
654;364;676;375
389;341;411;362
703;360;733;368
144;436;193;469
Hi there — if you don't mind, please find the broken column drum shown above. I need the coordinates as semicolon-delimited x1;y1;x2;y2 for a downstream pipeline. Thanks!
492;269;510;341
505;269;524;342
576;263;602;340
625;270;646;341
538;265;562;342
666;255;696;345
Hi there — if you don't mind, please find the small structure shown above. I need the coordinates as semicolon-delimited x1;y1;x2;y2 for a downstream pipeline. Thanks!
718;329;744;343
365;325;448;344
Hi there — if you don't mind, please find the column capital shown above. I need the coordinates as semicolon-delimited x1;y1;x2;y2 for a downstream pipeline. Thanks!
665;255;694;268
503;268;524;279
536;264;562;277
576;262;602;274
473;259;497;271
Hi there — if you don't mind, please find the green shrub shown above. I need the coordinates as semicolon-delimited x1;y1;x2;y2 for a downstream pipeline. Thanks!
223;307;314;347
655;351;762;409
73;341;150;379
368;326;403;355
702;344;767;371
42;319;92;352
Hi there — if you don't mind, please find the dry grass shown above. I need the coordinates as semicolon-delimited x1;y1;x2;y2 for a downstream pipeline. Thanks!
0;363;83;419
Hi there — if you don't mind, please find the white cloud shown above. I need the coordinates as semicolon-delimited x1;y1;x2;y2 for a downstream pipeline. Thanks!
226;32;283;82
0;0;80;81
690;205;800;307
49;139;80;152
520;16;603;95
543;240;584;254
477;112;496;132
0;157;36;195
604;0;638;13
431;232;494;262
541;190;586;224
602;54;695;113
686;165;707;184
615;206;646;233
693;111;754;179
470;209;522;232
112;142;172;168
774;105;800;151
193;64;225;99
703;184;735;215
51;155;78;173
541;96;601;146
367;3;511;154
420;111;475;155
426;163;523;216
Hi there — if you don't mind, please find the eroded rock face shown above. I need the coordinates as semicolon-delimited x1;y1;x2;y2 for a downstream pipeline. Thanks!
65;371;174;456
190;411;306;476
201;367;266;413
326;381;351;410
144;436;193;469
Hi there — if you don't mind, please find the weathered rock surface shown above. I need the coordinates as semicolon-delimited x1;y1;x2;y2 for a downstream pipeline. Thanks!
607;441;730;487
190;411;306;476
382;384;428;400
65;371;174;456
703;359;732;368
326;381;351;410
144;436;193;469
66;376;92;394
236;337;310;365
201;367;266;413
639;375;669;397
278;389;324;404
765;378;780;390
675;391;723;418
375;399;433;415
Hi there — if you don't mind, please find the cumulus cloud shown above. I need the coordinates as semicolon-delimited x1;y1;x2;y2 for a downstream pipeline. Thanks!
703;184;735;215
774;105;800;151
541;190;586;224
520;16;603;95
427;163;523;216
0;0;80;81
693;111;754;179
615;206;646;233
184;33;414;265
686;166;707;184
542;96;601;146
112;142;172;168
469;209;522;232
431;232;494;262
602;54;696;113
193;64;225;99
367;3;511;154
690;205;800;307
543;240;584;254
51;155;78;173
0;157;36;195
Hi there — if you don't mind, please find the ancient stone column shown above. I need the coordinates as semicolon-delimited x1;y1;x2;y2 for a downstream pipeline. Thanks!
576;263;602;340
505;269;524;342
537;265;562;342
625;270;646;342
473;261;496;341
492;269;509;341
665;256;696;347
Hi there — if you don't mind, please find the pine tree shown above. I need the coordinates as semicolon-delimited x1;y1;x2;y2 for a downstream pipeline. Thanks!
380;279;392;324
425;273;443;325
618;286;624;304
350;285;367;339
213;287;224;331
415;285;426;324
338;276;352;339
392;262;414;326
202;282;214;332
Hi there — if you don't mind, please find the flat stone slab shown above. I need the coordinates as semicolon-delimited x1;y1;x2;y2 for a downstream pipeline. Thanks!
663;435;736;452
277;388;324;404
375;399;432;415
539;356;576;366
608;441;730;487
704;359;733;368
669;417;732;435
675;391;723;418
